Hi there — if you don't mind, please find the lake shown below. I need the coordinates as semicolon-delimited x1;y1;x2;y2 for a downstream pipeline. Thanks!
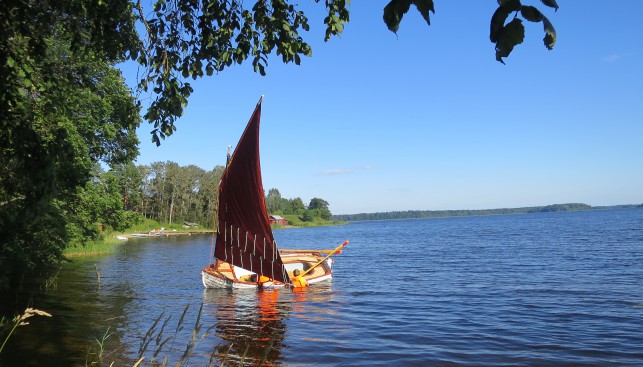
1;208;643;366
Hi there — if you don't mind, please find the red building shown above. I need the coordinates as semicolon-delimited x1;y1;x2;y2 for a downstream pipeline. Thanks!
269;215;288;225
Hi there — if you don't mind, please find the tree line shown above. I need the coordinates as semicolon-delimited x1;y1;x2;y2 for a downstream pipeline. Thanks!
331;203;595;221
108;162;332;227
266;188;331;221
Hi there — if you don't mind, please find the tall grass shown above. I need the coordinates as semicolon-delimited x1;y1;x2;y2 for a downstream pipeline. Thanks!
0;308;52;354
85;303;276;367
63;236;123;257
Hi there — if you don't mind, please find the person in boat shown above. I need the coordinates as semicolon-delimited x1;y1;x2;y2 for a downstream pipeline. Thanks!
258;275;274;289
291;269;308;289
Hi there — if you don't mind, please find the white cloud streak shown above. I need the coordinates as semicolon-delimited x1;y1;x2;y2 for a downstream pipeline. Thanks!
318;165;381;176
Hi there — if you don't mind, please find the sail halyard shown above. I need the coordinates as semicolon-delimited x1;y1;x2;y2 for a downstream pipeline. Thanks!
212;98;290;285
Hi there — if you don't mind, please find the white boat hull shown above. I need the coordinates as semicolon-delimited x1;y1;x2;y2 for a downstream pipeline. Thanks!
201;252;334;289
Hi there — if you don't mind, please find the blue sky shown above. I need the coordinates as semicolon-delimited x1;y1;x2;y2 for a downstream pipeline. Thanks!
125;1;643;215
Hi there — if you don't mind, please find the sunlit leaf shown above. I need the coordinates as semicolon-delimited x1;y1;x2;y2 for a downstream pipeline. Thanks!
542;16;557;50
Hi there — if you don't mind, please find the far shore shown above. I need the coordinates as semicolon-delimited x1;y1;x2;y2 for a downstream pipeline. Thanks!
65;220;345;258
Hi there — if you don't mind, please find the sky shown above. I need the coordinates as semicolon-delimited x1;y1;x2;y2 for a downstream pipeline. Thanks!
123;1;643;215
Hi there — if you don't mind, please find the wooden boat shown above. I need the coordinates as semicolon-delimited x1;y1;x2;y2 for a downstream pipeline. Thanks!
131;233;151;238
201;97;347;289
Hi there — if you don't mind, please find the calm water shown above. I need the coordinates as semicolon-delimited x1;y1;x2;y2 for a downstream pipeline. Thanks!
2;209;643;366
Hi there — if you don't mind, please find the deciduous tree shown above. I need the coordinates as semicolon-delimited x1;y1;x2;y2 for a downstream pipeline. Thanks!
0;18;140;287
266;188;283;214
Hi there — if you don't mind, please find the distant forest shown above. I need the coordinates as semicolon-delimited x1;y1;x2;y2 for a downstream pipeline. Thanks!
331;203;643;222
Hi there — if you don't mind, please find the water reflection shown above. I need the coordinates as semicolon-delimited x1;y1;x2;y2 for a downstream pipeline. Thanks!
0;261;134;367
203;288;291;366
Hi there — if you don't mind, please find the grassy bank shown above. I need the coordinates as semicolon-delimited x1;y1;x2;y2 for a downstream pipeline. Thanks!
64;236;125;257
63;217;345;257
275;215;346;228
63;218;212;258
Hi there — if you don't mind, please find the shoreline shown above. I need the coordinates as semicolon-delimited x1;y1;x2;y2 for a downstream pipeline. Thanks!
65;222;345;258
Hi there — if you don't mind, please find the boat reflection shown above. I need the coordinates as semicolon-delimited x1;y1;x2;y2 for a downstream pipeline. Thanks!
203;288;291;366
202;282;336;366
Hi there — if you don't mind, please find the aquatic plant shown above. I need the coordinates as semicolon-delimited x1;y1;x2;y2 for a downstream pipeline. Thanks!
92;303;277;366
44;267;62;290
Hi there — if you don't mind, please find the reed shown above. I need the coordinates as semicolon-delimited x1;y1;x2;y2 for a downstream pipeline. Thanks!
94;327;114;360
94;264;101;287
89;302;279;367
64;237;123;257
44;267;62;290
0;308;52;354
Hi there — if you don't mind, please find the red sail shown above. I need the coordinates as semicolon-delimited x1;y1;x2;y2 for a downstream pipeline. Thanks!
213;99;290;284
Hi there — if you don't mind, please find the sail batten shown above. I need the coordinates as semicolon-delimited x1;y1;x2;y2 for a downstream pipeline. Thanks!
212;99;290;284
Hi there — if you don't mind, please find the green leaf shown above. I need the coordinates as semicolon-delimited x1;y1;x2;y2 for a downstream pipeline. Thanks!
499;0;522;11
383;0;412;33
413;0;435;26
520;6;543;22
542;16;557;50
490;0;520;42
495;18;525;63
540;0;559;11
490;6;511;42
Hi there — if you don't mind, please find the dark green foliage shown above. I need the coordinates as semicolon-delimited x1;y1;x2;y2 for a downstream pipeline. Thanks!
384;0;434;33
0;5;140;288
495;18;525;63
307;198;331;220
382;0;558;64
308;198;330;211
489;1;557;63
